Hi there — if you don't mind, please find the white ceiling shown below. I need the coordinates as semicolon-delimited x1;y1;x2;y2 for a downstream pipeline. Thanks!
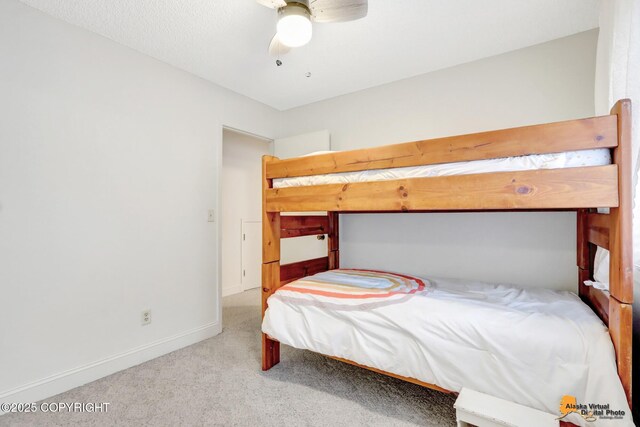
20;0;600;110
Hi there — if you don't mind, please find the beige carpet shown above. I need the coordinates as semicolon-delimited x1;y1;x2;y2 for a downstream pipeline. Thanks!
1;288;457;426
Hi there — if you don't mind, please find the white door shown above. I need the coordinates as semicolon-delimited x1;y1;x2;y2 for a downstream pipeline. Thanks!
241;220;261;291
274;130;332;265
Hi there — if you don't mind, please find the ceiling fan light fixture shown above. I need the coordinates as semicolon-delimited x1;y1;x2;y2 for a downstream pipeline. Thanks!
277;3;312;48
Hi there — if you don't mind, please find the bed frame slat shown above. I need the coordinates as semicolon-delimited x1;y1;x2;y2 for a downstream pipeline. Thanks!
280;257;329;285
280;215;329;238
266;166;618;212
266;115;618;179
329;355;453;394
586;213;610;249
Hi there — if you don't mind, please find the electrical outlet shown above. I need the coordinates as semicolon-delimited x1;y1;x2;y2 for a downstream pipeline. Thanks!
141;310;151;326
208;209;215;222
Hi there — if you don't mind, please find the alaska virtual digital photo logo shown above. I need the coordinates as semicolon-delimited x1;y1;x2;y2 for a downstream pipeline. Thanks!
557;395;626;422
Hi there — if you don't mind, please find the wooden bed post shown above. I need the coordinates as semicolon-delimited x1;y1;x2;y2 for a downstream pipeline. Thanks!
577;209;592;293
262;155;281;371
609;99;633;405
328;212;339;270
577;101;633;406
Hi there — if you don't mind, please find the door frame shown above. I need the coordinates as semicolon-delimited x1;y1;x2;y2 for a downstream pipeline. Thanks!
216;125;273;328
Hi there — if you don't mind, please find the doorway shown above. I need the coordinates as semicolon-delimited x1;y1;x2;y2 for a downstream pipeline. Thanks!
221;128;271;296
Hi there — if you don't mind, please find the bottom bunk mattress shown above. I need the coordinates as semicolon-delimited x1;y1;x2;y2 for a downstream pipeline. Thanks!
261;269;632;427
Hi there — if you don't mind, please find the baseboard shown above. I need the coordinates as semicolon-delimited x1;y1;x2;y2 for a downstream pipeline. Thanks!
222;284;243;297
0;321;221;413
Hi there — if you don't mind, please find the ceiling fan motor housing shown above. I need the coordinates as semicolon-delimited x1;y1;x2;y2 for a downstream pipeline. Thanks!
278;2;311;18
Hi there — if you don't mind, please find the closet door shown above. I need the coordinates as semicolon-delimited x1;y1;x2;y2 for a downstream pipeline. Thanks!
241;220;261;291
274;130;331;265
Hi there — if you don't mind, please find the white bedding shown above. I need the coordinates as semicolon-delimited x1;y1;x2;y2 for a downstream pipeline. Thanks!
262;270;632;426
273;149;611;188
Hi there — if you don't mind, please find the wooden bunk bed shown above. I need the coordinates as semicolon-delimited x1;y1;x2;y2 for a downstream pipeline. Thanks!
260;100;634;412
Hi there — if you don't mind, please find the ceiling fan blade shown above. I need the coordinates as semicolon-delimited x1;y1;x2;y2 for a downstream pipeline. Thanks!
268;34;291;56
256;0;287;9
309;0;367;23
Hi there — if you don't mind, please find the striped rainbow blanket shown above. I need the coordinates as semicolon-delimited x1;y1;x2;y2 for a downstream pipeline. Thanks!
273;269;429;309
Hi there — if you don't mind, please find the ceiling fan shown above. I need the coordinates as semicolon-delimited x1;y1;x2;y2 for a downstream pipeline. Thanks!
257;0;368;57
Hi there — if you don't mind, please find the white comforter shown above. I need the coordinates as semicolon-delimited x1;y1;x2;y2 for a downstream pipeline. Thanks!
262;271;632;426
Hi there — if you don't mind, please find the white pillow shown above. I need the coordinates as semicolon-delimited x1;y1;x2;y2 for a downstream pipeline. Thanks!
590;247;610;291
299;150;336;157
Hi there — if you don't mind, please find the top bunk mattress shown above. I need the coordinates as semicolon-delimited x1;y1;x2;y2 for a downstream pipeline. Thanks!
262;269;632;426
273;149;611;188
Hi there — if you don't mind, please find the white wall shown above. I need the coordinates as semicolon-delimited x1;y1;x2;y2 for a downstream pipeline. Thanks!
274;130;331;158
279;30;599;290
221;130;271;296
0;1;278;403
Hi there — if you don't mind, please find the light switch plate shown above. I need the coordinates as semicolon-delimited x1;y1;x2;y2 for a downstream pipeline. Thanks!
208;209;215;222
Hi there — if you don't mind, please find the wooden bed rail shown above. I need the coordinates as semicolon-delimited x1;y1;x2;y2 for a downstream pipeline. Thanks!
280;257;329;285
280;215;329;238
266;115;617;180
265;166;618;212
264;113;621;213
